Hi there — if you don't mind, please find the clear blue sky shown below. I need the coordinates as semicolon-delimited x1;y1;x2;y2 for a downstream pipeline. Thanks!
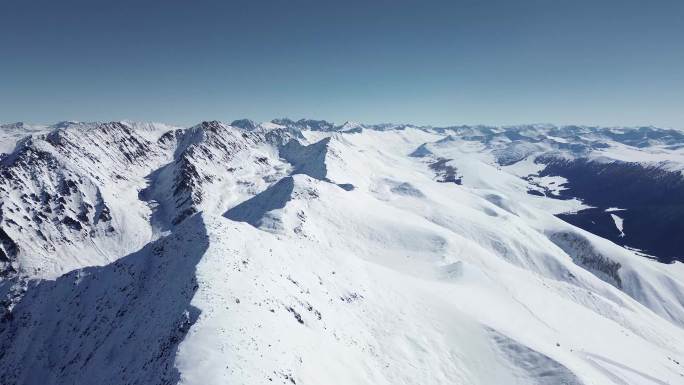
1;0;683;128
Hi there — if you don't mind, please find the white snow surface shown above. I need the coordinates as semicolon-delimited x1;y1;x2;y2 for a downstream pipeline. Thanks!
0;120;683;385
610;213;625;237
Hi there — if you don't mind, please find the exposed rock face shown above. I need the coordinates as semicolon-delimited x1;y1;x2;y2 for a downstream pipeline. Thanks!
0;122;158;278
549;231;623;289
0;120;301;279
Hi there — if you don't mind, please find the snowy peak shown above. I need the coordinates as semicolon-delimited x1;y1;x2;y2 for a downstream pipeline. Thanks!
229;118;258;131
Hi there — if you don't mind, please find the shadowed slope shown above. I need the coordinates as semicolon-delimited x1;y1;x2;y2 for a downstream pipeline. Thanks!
0;214;209;385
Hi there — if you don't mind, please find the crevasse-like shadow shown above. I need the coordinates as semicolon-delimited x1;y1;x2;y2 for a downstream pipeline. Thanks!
0;213;209;385
224;176;295;227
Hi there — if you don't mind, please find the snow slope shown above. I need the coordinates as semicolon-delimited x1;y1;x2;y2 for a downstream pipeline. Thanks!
1;120;684;385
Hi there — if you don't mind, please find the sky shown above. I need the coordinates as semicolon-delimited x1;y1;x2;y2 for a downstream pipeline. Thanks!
1;0;683;128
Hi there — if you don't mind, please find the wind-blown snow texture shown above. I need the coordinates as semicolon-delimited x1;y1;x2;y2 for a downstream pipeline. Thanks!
1;119;684;385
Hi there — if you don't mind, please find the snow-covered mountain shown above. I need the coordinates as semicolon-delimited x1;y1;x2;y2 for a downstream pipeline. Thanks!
1;119;683;385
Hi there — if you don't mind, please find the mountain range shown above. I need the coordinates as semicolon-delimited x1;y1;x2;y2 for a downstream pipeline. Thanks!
1;118;683;385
